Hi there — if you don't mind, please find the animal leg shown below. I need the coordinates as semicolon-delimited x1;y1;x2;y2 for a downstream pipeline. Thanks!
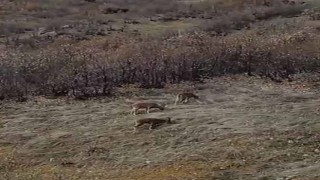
149;123;156;130
133;108;138;115
147;107;150;114
133;122;142;132
175;96;180;105
183;98;189;104
130;108;135;115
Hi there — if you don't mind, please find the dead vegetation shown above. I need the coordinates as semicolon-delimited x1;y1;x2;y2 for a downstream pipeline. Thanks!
0;1;319;100
1;24;320;100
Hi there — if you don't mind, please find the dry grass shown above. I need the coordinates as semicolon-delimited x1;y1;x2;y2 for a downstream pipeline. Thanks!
1;75;320;179
1;0;320;179
129;20;195;36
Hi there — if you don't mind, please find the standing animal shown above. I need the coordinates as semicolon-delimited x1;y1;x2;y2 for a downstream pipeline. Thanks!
174;92;200;105
130;102;165;115
134;117;172;131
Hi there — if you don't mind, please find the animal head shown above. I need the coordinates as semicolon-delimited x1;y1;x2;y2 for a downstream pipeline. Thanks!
159;102;166;110
166;117;172;124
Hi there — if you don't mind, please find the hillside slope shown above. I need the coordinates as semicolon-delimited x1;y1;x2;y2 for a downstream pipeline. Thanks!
1;76;320;179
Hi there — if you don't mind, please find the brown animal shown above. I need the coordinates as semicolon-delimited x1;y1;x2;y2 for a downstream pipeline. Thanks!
174;92;200;105
124;98;148;104
282;0;305;5
134;117;172;131
130;102;165;115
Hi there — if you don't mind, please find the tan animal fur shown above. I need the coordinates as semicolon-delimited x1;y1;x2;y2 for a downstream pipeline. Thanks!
174;92;200;105
130;102;165;115
134;117;172;131
124;98;148;104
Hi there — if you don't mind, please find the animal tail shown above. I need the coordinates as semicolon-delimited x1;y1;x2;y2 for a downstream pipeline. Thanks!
174;94;181;105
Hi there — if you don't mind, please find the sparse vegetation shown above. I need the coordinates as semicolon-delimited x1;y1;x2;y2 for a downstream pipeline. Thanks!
0;0;318;100
1;24;320;99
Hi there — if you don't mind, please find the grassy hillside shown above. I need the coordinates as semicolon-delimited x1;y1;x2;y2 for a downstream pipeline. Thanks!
1;76;320;179
1;0;320;179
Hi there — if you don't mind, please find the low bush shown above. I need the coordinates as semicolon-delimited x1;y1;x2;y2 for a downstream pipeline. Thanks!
0;0;316;100
1;24;319;99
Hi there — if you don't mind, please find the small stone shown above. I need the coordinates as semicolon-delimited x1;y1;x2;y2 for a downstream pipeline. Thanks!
314;149;320;153
288;140;293;144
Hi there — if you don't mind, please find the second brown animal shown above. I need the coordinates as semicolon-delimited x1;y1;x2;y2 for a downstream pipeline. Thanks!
175;92;201;105
130;102;165;115
134;117;172;131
